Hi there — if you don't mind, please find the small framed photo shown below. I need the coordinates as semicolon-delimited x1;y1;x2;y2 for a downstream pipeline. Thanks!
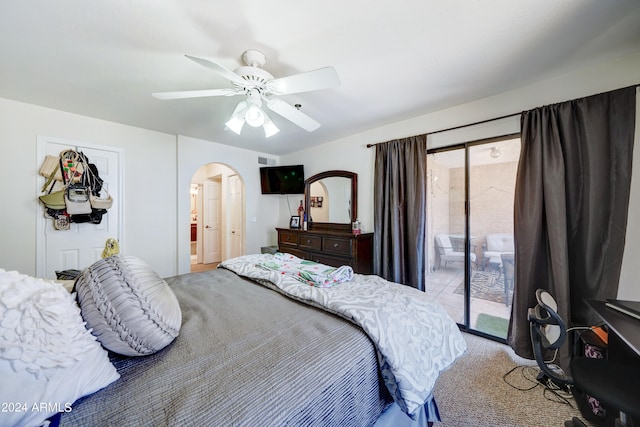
290;215;301;229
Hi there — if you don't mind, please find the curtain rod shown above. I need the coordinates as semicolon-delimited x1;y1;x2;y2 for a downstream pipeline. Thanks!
365;112;520;148
366;83;640;149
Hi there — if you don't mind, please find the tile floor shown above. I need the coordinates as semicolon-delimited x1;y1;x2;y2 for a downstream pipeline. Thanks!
426;265;511;332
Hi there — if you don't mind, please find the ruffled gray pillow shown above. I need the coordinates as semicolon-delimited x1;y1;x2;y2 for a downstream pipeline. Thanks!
75;255;182;356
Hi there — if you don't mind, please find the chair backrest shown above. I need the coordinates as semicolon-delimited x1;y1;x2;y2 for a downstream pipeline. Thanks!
486;233;514;252
527;289;574;386
434;234;453;254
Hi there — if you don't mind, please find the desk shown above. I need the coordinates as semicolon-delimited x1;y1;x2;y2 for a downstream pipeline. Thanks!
586;300;640;426
587;300;640;357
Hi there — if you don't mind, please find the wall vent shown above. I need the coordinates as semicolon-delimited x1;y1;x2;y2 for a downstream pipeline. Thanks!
258;156;275;166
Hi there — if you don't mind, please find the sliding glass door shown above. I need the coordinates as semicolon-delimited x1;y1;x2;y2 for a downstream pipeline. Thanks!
426;137;521;340
427;147;467;325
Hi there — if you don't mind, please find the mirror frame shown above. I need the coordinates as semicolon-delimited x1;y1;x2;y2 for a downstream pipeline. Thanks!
304;170;357;232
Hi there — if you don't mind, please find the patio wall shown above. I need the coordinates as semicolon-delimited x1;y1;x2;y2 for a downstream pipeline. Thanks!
427;158;518;272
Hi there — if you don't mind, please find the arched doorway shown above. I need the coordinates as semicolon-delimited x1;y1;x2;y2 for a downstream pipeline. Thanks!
190;162;245;272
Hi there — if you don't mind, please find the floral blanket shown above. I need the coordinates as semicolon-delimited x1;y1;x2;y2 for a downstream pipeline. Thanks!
259;252;353;287
220;254;467;419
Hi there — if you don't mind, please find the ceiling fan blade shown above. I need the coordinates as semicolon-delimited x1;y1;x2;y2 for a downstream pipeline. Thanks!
185;54;246;86
266;98;320;132
268;66;340;95
152;88;240;100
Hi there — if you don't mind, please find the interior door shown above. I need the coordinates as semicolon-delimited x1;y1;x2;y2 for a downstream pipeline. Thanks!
202;178;221;264
228;174;243;258
38;139;121;278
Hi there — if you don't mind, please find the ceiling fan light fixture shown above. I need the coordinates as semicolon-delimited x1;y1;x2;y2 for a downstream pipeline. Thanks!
225;101;248;135
225;115;245;135
263;116;279;138
245;105;266;127
155;50;340;137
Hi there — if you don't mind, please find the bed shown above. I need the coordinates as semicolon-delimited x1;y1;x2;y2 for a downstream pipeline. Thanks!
0;253;466;427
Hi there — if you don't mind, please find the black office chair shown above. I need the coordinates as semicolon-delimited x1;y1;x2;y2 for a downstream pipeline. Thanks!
528;289;640;427
528;289;574;388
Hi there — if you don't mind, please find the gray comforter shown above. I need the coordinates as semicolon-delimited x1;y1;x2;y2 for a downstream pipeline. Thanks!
221;254;467;418
61;268;390;426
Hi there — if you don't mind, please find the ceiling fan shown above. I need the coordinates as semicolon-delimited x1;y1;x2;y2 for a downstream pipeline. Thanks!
152;49;340;137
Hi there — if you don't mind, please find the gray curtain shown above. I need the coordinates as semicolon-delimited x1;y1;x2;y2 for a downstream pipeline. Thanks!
374;135;428;290
508;86;637;371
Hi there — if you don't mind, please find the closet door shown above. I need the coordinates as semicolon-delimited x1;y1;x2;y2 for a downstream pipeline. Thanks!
228;174;243;258
36;137;122;278
202;178;221;264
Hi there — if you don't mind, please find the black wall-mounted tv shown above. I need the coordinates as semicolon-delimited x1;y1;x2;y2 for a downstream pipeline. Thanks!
260;165;305;194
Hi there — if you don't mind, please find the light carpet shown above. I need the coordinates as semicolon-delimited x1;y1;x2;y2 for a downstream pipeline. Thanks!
432;333;597;427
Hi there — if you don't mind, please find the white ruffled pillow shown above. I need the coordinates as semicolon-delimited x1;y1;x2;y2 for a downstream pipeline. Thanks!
0;269;120;427
75;255;182;356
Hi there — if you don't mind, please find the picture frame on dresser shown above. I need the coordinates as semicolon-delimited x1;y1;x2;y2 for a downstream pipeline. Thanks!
289;215;300;229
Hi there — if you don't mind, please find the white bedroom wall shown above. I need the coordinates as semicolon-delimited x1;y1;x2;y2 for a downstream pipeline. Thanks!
176;135;281;275
0;99;281;278
284;51;640;299
0;97;178;277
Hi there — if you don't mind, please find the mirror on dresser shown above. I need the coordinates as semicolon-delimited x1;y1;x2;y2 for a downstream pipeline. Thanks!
304;170;357;232
277;170;372;274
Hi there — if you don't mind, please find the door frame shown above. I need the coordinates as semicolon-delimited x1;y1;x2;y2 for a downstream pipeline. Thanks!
35;135;124;277
427;133;520;341
189;163;245;269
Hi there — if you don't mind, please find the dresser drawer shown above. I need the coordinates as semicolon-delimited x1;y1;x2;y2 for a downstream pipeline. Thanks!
278;231;298;246
298;234;322;250
323;237;352;256
280;247;309;260
310;253;353;269
276;228;373;275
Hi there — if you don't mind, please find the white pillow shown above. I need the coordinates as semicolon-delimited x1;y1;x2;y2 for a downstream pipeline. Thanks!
0;269;120;427
75;255;182;356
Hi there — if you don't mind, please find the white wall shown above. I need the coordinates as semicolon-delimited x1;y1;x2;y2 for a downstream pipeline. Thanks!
0;98;280;279
176;135;281;275
0;98;177;277
283;51;640;299
618;88;640;300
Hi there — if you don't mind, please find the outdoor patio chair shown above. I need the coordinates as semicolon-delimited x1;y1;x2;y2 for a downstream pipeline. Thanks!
434;233;476;269
483;233;514;270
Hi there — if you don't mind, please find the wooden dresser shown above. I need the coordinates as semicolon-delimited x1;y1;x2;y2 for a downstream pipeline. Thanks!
276;228;374;274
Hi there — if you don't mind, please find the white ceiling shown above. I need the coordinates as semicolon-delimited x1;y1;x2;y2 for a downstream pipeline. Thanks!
1;1;639;155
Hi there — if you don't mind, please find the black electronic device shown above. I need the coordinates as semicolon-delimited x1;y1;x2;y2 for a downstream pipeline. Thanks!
259;165;305;194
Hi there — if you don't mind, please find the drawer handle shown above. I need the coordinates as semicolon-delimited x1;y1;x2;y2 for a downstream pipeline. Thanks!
307;239;312;244
333;243;339;248
286;236;292;241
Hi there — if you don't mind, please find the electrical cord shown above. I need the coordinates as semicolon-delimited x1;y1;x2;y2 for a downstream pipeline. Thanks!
503;364;576;408
502;323;608;416
502;365;539;391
